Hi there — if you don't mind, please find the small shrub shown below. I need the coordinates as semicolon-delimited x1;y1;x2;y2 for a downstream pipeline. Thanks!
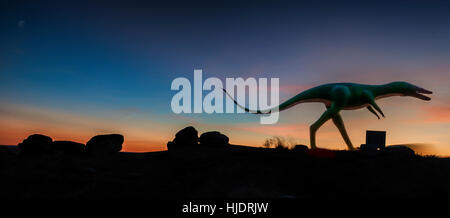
263;136;294;150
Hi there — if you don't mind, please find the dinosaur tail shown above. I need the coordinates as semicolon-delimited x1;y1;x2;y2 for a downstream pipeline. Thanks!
222;88;269;114
222;88;310;114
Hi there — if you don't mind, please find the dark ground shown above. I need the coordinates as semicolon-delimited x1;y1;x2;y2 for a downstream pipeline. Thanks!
1;144;449;201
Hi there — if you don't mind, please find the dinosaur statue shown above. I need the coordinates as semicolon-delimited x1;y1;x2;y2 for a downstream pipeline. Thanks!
223;81;432;150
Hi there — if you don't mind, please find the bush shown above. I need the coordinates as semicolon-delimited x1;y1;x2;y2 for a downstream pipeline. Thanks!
263;136;294;150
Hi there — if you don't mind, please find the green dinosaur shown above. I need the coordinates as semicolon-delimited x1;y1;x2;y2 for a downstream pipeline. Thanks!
223;81;432;150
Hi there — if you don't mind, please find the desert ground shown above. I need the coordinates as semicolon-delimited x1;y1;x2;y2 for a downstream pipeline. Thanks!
1;144;449;200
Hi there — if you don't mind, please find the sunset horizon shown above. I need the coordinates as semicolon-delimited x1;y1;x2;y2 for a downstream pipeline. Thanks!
2;0;450;211
2;1;449;156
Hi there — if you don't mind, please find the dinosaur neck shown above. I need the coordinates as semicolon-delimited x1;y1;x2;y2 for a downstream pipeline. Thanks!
371;83;403;99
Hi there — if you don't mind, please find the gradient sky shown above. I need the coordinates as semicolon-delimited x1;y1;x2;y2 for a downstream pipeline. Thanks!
1;0;449;155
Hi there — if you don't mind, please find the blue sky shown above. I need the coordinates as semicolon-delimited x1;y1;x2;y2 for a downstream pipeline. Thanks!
1;0;449;154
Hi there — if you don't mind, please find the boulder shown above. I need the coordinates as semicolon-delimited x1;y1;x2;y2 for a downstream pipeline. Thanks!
199;131;229;147
18;134;53;154
383;145;415;157
166;141;176;151
173;126;198;146
52;141;85;154
167;126;198;150
85;134;123;154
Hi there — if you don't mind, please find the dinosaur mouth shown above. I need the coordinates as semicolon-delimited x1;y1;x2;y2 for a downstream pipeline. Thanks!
412;87;432;101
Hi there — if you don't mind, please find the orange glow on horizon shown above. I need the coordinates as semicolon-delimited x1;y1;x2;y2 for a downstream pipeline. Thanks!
1;100;449;156
425;106;450;124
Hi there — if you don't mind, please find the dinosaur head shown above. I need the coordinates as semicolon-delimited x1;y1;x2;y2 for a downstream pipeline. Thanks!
390;81;433;101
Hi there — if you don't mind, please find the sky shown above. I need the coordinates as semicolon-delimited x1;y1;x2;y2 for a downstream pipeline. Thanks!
1;0;449;155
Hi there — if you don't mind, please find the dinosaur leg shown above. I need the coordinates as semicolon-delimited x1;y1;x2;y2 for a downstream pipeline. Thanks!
367;105;380;119
362;91;385;118
369;100;385;118
331;113;355;150
310;105;339;149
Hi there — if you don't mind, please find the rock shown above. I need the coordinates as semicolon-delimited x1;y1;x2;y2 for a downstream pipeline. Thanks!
85;134;123;154
52;141;85;154
174;126;198;146
199;131;229;147
167;126;198;150
18;134;53;154
383;145;415;157
166;141;176;151
293;144;308;152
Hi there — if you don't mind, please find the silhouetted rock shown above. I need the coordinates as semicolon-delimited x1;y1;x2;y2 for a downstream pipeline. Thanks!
199;131;229;147
167;126;198;150
18;134;53;154
166;141;176;151
383;145;415;157
85;134;123;154
174;126;198;146
52;141;85;154
293;144;308;152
